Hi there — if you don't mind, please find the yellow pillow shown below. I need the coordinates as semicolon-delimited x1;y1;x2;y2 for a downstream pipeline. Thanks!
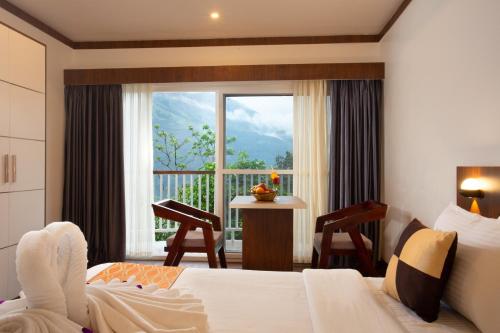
383;219;457;322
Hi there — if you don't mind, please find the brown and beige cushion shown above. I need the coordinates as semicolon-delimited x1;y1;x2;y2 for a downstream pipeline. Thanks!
167;230;223;248
383;219;457;322
314;232;372;250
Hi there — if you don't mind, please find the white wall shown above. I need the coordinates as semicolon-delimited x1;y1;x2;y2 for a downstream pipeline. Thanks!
0;8;73;223
71;43;381;68
381;0;500;261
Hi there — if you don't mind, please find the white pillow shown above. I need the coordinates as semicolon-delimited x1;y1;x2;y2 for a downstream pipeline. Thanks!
434;203;500;333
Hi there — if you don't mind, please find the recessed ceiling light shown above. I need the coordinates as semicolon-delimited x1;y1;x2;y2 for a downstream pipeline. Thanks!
210;12;220;20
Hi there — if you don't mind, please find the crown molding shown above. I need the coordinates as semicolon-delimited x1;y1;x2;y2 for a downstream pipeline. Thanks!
377;0;412;41
0;0;74;47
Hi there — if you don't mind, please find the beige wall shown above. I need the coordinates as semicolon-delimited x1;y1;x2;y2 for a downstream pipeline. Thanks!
381;0;500;261
0;8;74;223
71;43;381;68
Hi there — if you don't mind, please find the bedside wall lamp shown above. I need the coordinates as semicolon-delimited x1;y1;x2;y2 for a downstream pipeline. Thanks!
459;178;485;214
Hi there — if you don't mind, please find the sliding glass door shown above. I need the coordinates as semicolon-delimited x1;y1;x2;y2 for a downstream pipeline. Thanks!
222;95;293;251
151;82;294;255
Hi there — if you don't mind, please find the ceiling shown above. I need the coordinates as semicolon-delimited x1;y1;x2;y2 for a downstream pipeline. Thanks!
7;0;403;42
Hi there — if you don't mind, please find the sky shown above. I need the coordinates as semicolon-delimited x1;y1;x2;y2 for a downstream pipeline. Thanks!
227;96;293;137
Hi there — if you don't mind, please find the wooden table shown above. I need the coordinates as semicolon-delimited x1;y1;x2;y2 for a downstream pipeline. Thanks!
229;196;306;271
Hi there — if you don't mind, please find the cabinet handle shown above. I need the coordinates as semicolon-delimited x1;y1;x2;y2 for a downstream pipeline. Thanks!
12;155;16;183
3;154;8;183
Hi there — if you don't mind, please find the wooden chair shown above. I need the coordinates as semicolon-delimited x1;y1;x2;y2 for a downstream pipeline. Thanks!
152;199;227;268
311;200;388;276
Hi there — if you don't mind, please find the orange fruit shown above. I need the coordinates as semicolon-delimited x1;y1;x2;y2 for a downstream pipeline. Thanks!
255;187;266;194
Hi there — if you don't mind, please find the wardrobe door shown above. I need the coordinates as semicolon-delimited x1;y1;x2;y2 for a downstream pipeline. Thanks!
0;138;9;193
7;245;20;299
0;193;8;248
0;81;9;137
8;29;45;93
8;190;44;246
8;138;45;192
0;248;7;300
0;24;8;82
10;85;45;140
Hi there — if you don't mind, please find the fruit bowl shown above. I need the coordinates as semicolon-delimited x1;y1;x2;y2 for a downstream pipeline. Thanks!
250;183;277;201
251;190;277;201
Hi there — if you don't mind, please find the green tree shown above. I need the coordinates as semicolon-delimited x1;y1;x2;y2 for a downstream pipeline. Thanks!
274;150;293;169
153;124;191;170
228;151;266;170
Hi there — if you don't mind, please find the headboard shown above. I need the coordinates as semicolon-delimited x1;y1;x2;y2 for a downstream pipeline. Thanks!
457;166;500;218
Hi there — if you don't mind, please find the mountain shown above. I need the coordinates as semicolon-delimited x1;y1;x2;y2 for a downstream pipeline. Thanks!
152;92;292;170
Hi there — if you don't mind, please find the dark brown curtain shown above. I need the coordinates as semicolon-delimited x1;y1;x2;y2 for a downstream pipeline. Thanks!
328;80;382;264
63;85;125;266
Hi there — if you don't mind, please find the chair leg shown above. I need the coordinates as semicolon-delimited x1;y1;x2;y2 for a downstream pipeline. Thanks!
172;250;185;266
318;252;330;269
164;250;178;266
207;249;218;268
311;248;319;268
359;252;376;277
218;247;227;268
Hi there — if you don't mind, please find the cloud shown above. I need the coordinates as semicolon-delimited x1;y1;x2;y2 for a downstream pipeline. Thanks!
226;96;293;137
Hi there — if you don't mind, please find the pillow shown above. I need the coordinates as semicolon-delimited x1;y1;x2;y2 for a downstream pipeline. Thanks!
383;219;457;322
434;204;500;333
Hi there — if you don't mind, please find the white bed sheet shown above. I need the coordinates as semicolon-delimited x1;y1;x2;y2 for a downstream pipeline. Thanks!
366;278;479;333
78;265;479;333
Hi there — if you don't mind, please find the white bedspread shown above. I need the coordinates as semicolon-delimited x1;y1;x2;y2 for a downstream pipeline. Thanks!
303;269;406;333
171;268;314;333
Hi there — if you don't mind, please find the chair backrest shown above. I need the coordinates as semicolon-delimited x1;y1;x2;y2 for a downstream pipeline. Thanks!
152;200;221;231
317;200;388;232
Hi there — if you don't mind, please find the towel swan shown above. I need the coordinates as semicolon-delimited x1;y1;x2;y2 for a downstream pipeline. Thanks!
0;222;208;333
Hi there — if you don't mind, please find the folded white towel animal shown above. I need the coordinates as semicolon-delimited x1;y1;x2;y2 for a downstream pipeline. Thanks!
45;222;89;327
2;221;209;333
15;229;69;319
0;308;82;333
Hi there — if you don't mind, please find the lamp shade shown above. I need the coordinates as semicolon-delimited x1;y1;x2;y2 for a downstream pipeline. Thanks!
460;178;485;198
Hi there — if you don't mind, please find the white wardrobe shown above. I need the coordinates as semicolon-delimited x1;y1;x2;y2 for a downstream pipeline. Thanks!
0;22;46;300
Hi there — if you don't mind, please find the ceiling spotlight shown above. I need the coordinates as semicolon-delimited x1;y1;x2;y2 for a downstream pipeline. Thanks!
210;12;220;20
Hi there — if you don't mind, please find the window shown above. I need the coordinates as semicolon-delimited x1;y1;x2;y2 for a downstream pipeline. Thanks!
152;83;294;254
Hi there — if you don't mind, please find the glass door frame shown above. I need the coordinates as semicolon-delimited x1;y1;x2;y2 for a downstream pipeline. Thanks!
152;81;294;251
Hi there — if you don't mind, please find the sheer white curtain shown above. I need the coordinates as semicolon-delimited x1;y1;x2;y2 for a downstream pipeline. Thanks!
293;80;329;263
123;84;154;258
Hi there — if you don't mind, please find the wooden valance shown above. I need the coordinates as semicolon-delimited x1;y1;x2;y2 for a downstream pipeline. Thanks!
64;63;385;85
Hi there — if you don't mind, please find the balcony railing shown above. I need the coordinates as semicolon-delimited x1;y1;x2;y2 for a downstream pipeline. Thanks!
153;170;293;252
223;170;293;251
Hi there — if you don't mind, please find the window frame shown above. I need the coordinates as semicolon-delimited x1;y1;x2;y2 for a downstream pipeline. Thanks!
152;81;294;251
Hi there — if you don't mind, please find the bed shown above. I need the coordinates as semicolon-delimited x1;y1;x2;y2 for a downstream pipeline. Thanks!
2;201;496;332
84;264;479;333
